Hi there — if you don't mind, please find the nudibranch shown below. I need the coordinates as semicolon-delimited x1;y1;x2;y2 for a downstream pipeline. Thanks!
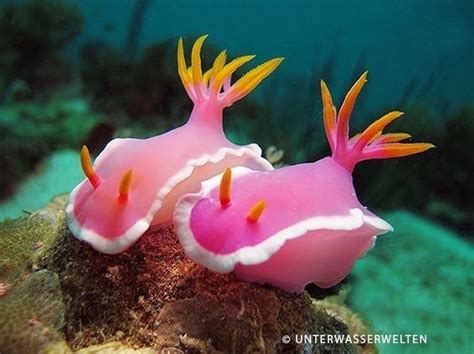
66;35;283;254
174;72;434;293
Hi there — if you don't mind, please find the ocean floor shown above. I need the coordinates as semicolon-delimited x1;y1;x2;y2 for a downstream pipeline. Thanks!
0;151;472;353
0;150;82;221
350;211;474;354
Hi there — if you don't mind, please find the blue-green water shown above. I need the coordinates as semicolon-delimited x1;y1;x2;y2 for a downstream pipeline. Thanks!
0;0;472;353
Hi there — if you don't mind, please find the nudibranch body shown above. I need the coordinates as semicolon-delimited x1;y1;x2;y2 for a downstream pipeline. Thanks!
174;72;434;293
67;35;283;254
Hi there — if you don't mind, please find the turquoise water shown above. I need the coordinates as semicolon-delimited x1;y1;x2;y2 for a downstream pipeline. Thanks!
0;0;472;353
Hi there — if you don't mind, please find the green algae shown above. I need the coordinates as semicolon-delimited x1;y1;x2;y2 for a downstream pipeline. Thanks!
0;98;101;199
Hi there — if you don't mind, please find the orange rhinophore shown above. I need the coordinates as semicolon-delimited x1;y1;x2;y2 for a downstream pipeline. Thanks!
219;168;232;207
247;200;266;222
118;170;133;203
80;145;101;189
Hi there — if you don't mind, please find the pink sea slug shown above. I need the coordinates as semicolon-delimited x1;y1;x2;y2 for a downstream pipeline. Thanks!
174;72;434;293
66;35;283;254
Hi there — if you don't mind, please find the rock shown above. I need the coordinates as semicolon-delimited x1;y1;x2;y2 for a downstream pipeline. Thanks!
0;195;66;284
74;342;155;353
0;196;374;353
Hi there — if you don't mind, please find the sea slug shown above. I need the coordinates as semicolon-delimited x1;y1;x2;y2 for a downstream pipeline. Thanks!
66;35;283;254
174;72;434;293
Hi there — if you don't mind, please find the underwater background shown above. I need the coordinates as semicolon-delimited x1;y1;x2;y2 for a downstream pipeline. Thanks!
0;0;472;353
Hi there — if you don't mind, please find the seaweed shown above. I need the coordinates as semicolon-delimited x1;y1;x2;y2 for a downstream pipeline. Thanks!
80;39;190;128
80;37;270;137
0;98;101;199
354;105;474;237
125;0;150;59
0;0;82;95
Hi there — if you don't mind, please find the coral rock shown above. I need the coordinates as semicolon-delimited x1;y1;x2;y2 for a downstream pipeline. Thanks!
0;196;374;353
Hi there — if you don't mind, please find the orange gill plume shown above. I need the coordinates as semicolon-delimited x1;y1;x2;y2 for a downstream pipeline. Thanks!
352;111;405;150
320;71;434;171
177;35;284;106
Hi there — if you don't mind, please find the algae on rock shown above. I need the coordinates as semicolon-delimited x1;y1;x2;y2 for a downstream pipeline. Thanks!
0;195;67;285
1;196;374;353
0;271;66;353
0;196;69;353
0;98;101;199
